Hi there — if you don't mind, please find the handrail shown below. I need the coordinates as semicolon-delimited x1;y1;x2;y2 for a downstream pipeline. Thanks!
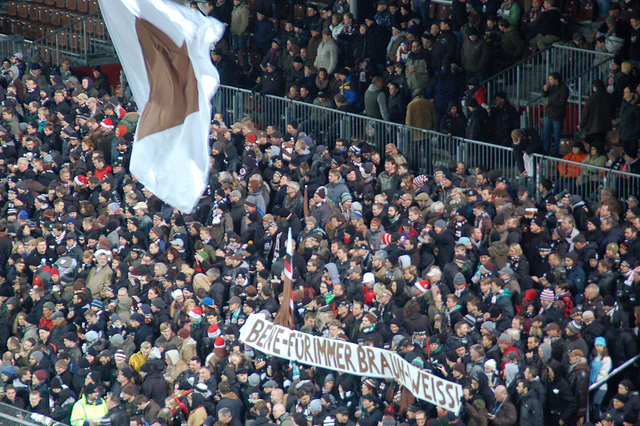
479;44;555;86
586;354;640;423
31;10;101;45
524;55;614;107
480;43;612;86
589;354;640;392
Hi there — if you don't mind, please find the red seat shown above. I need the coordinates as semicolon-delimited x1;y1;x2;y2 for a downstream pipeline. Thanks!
56;0;66;9
7;1;18;17
77;0;88;13
29;5;40;21
88;0;98;13
293;4;305;19
95;19;105;37
50;10;61;26
57;31;68;48
45;0;55;6
85;16;94;34
40;47;51;64
35;0;45;4
61;12;72;27
18;3;29;19
39;7;50;25
67;0;77;11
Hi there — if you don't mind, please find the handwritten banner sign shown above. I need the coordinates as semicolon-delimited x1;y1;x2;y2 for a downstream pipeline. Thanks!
239;314;463;414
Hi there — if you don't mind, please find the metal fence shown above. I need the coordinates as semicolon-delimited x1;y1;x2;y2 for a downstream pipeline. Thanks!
23;10;113;67
483;44;613;109
0;401;66;426
523;55;614;139
534;153;640;208
216;84;640;209
0;34;24;61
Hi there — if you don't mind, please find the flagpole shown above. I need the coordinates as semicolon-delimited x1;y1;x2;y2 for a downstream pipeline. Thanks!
273;228;295;329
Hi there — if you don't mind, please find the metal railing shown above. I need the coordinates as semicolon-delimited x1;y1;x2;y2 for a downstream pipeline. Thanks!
0;34;24;61
216;84;640;209
586;354;640;422
483;44;613;108
23;10;114;67
533;153;640;208
0;401;67;426
523;55;614;137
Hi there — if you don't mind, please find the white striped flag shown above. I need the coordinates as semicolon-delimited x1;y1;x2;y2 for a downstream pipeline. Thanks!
98;0;225;213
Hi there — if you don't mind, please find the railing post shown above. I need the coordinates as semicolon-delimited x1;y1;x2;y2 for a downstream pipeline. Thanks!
516;66;521;108
545;48;550;84
55;33;59;67
577;76;582;131
83;19;88;65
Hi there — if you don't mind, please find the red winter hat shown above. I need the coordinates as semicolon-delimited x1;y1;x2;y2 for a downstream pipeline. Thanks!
208;324;220;338
100;118;114;129
214;336;226;348
50;267;59;277
188;307;203;319
246;134;257;143
74;174;88;186
32;275;43;288
382;233;392;245
414;279;429;294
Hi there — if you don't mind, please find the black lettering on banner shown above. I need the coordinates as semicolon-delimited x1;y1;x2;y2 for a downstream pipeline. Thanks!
256;324;272;348
357;346;368;372
303;334;312;363
264;324;280;351
336;342;345;370
436;380;446;406
420;372;434;404
317;338;327;365
379;353;391;377
326;340;336;369
409;366;421;396
367;347;379;375
344;344;355;371
272;328;284;355
245;318;265;343
287;334;296;358
446;384;456;409
295;334;304;360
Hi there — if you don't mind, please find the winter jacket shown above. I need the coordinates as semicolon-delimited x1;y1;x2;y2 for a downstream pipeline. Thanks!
558;151;587;177
568;361;590;417
461;38;491;74
519;391;543;426
142;370;168;406
618;96;640;142
364;84;390;121
544;82;569;121
230;2;250;36
315;38;339;75
405;50;430;91
580;89;613;134
405;95;436;129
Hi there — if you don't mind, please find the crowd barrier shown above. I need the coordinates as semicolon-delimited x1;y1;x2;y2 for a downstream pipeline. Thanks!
216;84;640;209
0;401;66;426
0;34;24;61
483;43;613;109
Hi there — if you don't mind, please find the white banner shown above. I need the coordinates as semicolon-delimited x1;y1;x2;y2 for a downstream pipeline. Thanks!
239;315;463;414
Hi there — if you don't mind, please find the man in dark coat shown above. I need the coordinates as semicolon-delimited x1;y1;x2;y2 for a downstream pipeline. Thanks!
541;72;569;156
99;394;130;426
492;92;520;146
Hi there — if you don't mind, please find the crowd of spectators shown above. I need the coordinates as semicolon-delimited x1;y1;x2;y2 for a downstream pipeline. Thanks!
1;1;640;426
201;0;640;171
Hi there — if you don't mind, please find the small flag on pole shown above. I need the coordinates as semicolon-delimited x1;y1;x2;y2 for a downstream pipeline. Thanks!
274;228;295;329
98;0;225;213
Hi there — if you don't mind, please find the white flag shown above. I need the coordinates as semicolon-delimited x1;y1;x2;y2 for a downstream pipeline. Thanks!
98;0;225;212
